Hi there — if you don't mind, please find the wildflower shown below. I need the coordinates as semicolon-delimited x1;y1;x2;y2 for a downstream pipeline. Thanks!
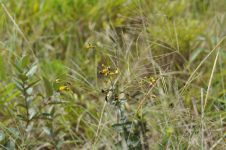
84;43;95;49
115;68;119;74
99;64;111;76
99;64;119;77
148;77;157;86
139;76;157;87
109;68;119;75
58;85;70;92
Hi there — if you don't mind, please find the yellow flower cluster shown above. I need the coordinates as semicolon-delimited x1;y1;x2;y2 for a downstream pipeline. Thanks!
139;76;157;87
99;64;119;77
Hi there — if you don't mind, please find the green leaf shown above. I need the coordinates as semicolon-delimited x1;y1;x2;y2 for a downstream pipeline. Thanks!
48;102;63;105
16;114;26;121
16;103;27;109
41;113;52;119
0;83;15;97
21;55;30;68
43;76;53;97
190;48;204;63
26;65;38;78
28;108;36;120
13;79;23;91
12;62;23;73
42;127;51;136
0;55;6;80
112;122;132;132
50;106;55;116
26;79;40;89
6;140;16;150
7;128;20;140
18;73;28;82
26;87;33;95
5;91;20;102
0;130;5;142
40;60;67;78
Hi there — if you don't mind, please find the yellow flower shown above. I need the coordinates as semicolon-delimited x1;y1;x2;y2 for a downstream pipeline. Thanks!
109;68;119;75
114;68;119;74
99;64;119;77
148;77;157;86
59;85;70;92
139;76;157;87
99;64;110;76
99;67;110;76
84;43;95;49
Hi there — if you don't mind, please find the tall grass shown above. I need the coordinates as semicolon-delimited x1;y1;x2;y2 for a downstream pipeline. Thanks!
0;0;225;149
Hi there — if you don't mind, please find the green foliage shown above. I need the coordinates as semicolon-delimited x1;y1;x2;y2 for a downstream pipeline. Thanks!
43;76;54;97
0;0;226;149
0;55;6;80
40;59;67;79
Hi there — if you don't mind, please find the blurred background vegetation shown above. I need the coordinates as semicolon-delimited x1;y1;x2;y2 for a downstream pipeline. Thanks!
0;0;225;149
